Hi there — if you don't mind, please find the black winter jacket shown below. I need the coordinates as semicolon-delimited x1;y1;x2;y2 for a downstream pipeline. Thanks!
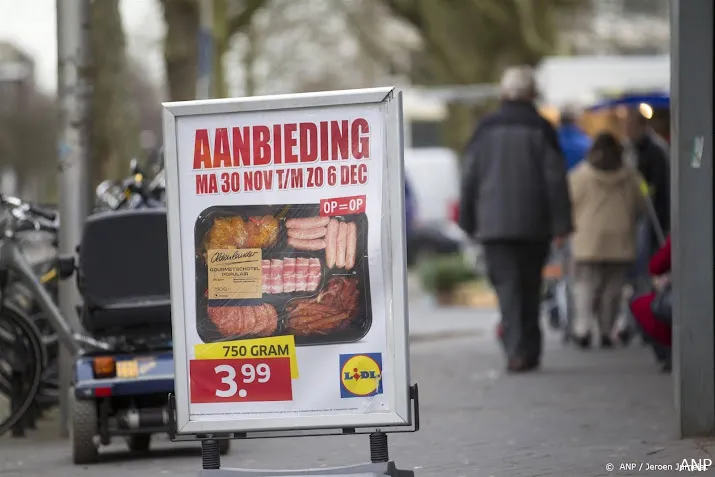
458;100;573;242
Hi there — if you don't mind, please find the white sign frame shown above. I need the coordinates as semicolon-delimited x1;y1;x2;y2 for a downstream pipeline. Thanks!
161;87;411;435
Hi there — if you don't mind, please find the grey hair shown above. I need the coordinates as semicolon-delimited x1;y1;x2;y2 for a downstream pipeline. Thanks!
499;66;537;101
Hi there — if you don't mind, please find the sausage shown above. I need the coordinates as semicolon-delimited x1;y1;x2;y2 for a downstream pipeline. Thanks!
325;219;339;268
335;222;347;268
287;227;326;240
286;216;330;229
345;222;357;270
288;237;327;251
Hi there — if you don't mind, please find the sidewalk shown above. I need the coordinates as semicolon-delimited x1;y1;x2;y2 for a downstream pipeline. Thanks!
2;299;713;476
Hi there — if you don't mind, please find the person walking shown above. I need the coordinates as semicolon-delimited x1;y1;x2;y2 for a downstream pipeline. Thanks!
544;105;590;338
458;66;573;373
557;105;591;172
619;107;670;344
623;108;670;283
568;132;646;349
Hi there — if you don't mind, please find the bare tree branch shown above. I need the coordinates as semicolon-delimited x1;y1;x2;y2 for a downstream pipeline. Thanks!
227;0;268;37
382;0;423;29
335;0;402;74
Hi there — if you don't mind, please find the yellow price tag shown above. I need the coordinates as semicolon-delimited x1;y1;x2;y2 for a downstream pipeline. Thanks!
194;335;299;379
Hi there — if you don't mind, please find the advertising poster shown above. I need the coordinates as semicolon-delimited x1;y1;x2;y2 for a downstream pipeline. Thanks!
162;88;411;434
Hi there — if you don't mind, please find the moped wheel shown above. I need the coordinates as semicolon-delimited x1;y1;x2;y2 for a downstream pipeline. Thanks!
70;392;99;464
0;305;44;437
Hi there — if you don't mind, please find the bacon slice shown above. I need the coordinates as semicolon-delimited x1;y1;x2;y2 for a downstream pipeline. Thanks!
295;257;309;292
270;259;283;294
283;257;296;293
307;258;322;291
261;260;271;294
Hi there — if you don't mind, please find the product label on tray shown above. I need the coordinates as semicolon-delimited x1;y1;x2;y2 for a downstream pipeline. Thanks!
165;91;409;432
207;248;263;299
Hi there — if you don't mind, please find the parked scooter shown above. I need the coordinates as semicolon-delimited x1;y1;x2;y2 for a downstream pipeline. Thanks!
95;158;166;211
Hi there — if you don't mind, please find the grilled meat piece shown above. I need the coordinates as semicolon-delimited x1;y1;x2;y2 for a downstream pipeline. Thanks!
285;277;360;336
207;303;278;338
204;216;247;250
204;215;279;251
247;215;279;248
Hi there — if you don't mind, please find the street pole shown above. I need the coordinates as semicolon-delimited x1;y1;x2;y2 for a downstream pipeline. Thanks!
197;0;214;99
56;0;92;437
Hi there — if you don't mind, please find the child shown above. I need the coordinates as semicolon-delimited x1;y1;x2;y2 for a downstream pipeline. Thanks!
630;235;672;371
568;132;646;348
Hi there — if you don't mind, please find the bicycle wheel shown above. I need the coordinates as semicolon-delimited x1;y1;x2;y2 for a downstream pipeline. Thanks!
0;304;44;436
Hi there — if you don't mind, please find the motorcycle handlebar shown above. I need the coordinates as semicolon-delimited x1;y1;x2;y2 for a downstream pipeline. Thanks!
1;194;58;224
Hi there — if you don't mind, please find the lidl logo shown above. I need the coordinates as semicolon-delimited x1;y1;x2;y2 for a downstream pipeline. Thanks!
339;353;383;398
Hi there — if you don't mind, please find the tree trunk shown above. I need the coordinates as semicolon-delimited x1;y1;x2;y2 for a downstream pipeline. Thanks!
242;21;258;96
160;0;200;101
89;0;138;186
212;0;229;98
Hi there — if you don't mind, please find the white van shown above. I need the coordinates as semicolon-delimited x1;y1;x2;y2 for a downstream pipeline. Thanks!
403;147;472;265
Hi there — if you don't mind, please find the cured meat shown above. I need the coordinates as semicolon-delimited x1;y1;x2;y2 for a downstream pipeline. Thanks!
295;257;309;292
307;258;322;291
345;222;357;270
261;260;271;293
257;257;319;294
287;227;327;240
335;222;347;268
269;259;283;294
286;216;330;229
286;277;360;336
325;219;339;268
283;258;297;293
288;237;327;251
208;304;278;338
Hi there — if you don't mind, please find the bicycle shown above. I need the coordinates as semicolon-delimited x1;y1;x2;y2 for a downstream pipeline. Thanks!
0;194;108;437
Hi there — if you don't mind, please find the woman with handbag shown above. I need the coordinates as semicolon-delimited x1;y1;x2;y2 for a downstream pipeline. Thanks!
629;235;672;372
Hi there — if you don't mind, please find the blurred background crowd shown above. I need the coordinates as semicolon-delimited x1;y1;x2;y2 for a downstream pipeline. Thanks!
1;0;671;314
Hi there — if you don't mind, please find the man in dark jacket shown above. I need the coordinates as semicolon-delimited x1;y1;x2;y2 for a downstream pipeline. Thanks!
624;108;670;254
458;66;573;373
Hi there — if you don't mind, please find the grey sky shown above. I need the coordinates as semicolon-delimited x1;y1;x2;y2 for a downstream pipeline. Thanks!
0;0;165;93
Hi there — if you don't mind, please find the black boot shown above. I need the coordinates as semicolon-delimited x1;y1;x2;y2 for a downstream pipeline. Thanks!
574;334;591;349
600;336;614;349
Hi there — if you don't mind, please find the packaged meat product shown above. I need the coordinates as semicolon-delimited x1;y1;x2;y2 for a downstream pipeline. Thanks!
288;237;327;251
195;204;371;345
346;222;357;270
295;257;310;292
287;227;327;240
283;257;297;293
335;222;347;268
286;216;330;229
269;259;284;294
325;219;339;268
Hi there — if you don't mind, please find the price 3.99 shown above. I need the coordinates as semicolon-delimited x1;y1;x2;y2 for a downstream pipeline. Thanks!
215;363;270;398
189;357;293;403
